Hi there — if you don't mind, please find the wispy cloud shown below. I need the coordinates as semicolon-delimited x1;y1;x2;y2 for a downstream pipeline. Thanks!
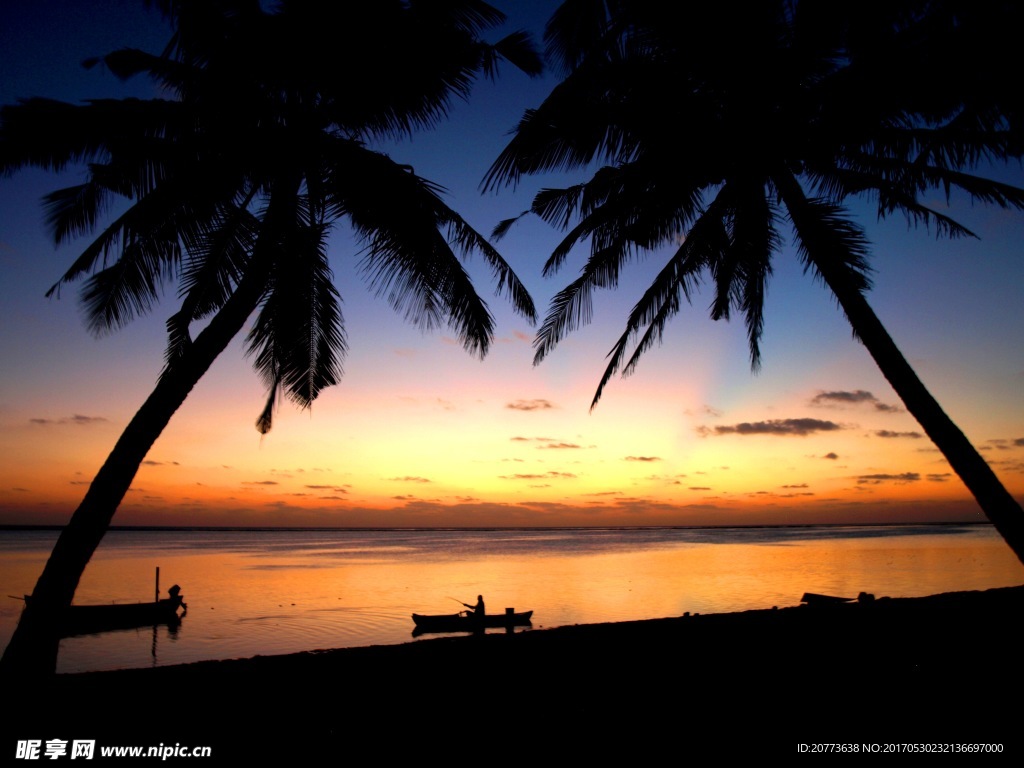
387;476;431;483
986;439;1024;451
875;430;923;439
625;456;661;462
822;452;839;460
856;472;920;485
511;437;585;449
499;472;577;480
243;480;279;486
810;390;901;413
506;399;555;411
700;418;843;437
30;414;107;426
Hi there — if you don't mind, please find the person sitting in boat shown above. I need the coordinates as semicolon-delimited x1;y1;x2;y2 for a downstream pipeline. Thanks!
463;595;485;619
167;584;185;609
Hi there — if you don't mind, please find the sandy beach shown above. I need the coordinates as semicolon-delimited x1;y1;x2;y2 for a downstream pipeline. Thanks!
8;585;1021;761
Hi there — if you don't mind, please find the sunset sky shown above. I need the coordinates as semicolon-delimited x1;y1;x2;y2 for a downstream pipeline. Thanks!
2;0;1023;528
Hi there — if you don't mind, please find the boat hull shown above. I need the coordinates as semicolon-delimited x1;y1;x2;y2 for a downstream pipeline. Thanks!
59;597;185;636
411;610;533;634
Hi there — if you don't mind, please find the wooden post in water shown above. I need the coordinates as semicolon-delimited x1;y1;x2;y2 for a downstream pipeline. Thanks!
155;567;160;603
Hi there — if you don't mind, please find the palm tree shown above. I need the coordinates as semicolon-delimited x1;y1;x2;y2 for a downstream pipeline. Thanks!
0;0;540;677
484;0;1024;562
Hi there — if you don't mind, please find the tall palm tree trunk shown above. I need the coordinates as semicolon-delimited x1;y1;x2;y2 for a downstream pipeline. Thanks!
0;263;269;680
818;264;1024;564
770;175;1024;569
777;174;1024;564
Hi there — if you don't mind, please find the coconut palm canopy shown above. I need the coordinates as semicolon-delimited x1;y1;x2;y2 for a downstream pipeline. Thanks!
485;0;1024;560
0;0;541;676
5;0;539;428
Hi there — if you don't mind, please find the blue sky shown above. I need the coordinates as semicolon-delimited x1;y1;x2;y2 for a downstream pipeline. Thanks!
1;0;1023;528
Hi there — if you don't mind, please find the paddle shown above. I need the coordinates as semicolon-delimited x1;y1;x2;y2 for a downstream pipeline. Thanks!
447;596;472;614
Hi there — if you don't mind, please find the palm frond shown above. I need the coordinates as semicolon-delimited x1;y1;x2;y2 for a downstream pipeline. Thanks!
78;229;180;334
246;215;345;420
481;63;642;190
727;181;781;370
165;197;260;366
440;212;537;323
327;141;508;357
0;97;183;178
490;211;532;240
589;196;732;407
777;175;874;315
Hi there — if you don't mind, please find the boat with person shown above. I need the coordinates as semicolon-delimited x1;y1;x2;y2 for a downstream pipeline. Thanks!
23;582;187;637
59;589;186;636
411;608;533;634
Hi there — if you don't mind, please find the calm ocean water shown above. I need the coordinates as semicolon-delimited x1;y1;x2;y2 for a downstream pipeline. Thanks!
2;525;1022;674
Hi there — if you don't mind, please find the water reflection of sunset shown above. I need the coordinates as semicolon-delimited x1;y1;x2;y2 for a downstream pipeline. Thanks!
3;527;1019;675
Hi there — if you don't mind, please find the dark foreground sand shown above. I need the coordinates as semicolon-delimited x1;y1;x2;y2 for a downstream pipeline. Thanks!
9;586;1022;760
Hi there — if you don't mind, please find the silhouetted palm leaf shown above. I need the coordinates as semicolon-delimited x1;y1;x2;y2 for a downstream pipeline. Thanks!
487;0;1024;562
0;0;541;678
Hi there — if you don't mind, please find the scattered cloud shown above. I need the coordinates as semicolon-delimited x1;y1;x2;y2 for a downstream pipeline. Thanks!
986;439;1018;451
30;414;107;426
812;390;876;406
875;430;923;439
856;472;920;485
243;480;279;486
387;476;431;483
506;399;554;411
1015;438;1024;447
499;472;577;480
304;485;348;493
700;418;843;437
874;402;902;413
810;390;901;413
823;453;839;460
625;456;661;462
512;437;585;449
781;484;809;489
927;473;953;482
688;486;712;491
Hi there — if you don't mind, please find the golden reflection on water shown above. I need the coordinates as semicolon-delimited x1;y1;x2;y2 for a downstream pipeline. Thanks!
1;527;1020;674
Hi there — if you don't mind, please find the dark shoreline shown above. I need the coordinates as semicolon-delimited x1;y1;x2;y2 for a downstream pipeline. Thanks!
10;585;1022;760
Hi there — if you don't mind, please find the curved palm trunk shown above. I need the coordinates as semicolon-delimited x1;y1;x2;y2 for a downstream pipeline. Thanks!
775;171;1024;565
817;266;1024;563
0;264;269;680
